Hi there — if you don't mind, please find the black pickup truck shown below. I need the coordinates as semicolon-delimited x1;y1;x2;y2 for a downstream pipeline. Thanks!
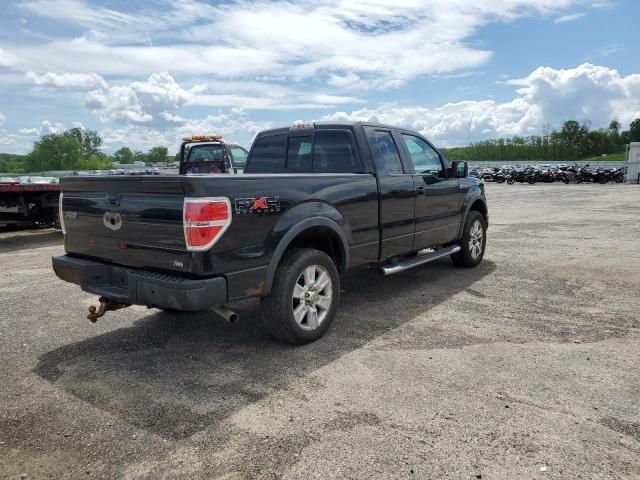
52;122;488;344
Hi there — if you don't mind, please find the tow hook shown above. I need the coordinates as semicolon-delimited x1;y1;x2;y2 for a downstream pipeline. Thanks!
87;297;130;323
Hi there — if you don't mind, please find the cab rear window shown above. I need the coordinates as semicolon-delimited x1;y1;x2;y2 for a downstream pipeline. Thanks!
246;135;286;173
246;130;361;173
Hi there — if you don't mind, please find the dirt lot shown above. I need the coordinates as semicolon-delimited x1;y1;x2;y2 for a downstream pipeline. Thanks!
1;184;639;479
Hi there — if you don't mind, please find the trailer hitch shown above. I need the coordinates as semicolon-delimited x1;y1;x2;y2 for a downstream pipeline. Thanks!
87;297;130;323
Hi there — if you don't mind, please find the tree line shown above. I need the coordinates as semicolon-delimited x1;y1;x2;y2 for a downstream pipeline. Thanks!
3;118;640;173
442;119;640;162
0;128;171;173
0;153;26;174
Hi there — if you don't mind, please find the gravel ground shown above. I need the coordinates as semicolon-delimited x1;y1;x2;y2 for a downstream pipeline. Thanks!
0;183;639;479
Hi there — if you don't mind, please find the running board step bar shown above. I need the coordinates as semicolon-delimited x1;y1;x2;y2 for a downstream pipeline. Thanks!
380;245;461;276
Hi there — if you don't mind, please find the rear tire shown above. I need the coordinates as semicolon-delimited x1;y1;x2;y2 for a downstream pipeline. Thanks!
261;248;340;344
451;211;487;268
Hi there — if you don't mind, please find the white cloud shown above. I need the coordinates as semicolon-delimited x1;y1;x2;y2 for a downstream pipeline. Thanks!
0;132;16;148
322;63;640;147
0;48;21;68
0;112;5;125
177;113;272;142
99;111;270;153
10;0;593;88
84;72;196;125
19;0;137;31
554;12;586;23
590;44;619;60
99;126;174;154
189;92;364;110
19;120;66;136
83;72;363;126
27;72;107;90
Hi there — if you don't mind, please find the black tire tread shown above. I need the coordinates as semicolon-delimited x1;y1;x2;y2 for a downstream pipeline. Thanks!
261;248;339;344
451;211;487;268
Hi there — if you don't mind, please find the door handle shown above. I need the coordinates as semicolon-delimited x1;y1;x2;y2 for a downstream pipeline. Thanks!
416;186;425;195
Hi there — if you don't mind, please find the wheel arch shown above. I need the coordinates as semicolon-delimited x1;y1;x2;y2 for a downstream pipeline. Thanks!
263;217;350;296
458;195;488;239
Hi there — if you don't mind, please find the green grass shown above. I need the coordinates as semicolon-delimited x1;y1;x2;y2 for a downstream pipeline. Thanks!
580;152;626;162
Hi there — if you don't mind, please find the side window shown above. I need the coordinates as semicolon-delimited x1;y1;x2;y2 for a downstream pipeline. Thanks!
229;147;248;167
313;130;360;173
246;135;286;173
286;136;312;172
401;135;444;177
369;130;404;174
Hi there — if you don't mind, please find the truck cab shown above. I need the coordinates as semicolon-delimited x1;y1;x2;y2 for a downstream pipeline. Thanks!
179;136;249;175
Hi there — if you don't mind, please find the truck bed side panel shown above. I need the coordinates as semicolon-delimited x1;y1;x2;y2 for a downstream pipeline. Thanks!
60;174;379;299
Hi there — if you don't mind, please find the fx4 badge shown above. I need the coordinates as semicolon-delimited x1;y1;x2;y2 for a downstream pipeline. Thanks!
235;197;281;215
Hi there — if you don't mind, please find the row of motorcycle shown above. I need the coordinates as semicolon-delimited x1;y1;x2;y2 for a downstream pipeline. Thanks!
473;164;625;184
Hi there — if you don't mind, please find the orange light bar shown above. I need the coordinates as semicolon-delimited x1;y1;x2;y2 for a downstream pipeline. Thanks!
182;135;224;142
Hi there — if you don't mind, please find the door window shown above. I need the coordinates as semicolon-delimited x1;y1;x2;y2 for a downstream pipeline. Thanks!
229;147;248;167
401;135;445;177
369;131;404;174
313;130;360;173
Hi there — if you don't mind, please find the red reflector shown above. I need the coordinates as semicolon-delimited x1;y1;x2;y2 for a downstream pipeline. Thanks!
183;197;231;251
185;225;223;248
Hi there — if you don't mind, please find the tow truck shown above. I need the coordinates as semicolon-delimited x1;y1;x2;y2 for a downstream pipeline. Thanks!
179;135;249;175
0;177;60;227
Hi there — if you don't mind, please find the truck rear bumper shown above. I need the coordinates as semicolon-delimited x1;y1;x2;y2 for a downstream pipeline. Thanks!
52;255;227;311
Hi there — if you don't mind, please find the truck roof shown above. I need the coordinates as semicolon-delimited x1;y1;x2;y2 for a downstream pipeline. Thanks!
255;121;406;138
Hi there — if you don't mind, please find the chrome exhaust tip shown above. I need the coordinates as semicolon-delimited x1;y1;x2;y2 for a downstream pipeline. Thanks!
212;306;239;324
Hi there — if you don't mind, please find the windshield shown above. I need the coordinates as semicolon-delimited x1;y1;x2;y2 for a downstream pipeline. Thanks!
185;144;223;162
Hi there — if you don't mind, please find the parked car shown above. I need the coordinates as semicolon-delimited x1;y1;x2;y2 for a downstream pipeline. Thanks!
52;122;488;344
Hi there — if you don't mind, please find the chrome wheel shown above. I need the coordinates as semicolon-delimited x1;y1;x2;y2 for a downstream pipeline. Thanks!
469;220;484;259
292;264;333;331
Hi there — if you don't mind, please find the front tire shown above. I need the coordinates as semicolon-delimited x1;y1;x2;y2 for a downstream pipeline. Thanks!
261;248;340;344
451;211;487;268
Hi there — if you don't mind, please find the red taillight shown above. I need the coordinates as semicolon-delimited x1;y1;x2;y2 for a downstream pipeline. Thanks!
183;197;232;251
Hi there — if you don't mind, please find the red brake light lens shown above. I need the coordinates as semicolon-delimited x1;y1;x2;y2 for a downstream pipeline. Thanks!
183;198;231;251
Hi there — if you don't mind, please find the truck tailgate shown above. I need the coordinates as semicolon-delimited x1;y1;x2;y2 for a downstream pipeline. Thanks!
61;176;190;272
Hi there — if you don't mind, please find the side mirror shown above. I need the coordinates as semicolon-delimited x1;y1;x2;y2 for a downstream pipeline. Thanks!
451;161;468;178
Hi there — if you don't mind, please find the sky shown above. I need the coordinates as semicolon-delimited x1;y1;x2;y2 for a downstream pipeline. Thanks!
0;0;638;154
